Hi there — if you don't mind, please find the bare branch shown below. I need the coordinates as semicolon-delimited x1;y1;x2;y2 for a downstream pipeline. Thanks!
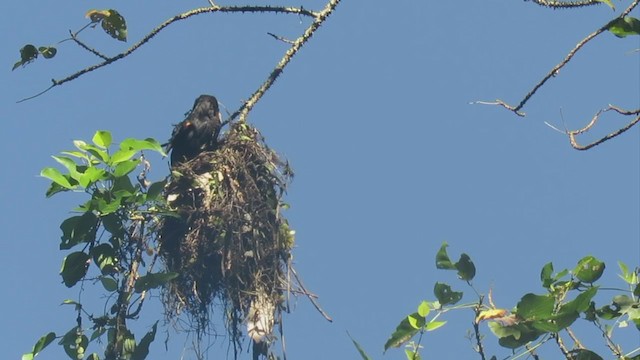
69;30;110;60
232;0;341;123
489;0;640;115
568;106;640;150
526;0;604;9
18;4;319;102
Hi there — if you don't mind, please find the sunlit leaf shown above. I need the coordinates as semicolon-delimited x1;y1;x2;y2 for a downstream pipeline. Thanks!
607;16;640;37
113;159;140;177
120;138;165;155
425;320;446;331
515;293;554;320
574;256;605;283
92;130;112;149
417;301;430;317
384;314;421;351
22;332;56;360
41;167;75;189
435;242;455;270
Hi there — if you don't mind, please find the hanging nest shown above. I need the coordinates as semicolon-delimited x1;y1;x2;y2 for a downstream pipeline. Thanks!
158;121;295;353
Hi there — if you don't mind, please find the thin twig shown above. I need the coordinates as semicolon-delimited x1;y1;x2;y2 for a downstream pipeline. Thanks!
527;0;603;9
231;0;341;123
568;106;640;150
267;32;295;45
488;0;640;115
553;333;572;358
18;5;318;102
69;30;110;60
290;267;333;322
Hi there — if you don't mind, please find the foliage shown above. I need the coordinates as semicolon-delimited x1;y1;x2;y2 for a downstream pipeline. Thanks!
23;131;168;360
352;243;640;360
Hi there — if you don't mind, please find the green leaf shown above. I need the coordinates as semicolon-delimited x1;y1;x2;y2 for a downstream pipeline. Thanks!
541;262;553;288
91;243;117;275
417;301;430;317
77;166;107;188
404;349;421;360
41;167;75;189
100;276;118;292
515;293;554;320
561;286;598;314
407;313;426;329
113;159;140;177
13;44;38;70
607;16;640;38
531;311;579;332
22;332;56;360
347;332;373;360
75;141;109;163
384;313;421;351
568;349;604;360
455;253;476;281
60;251;90;287
102;10;128;42
488;322;542;349
102;213;125;238
131;322;157;360
92;130;112;148
146;179;167;202
596;0;615;10
59;212;98;250
574;256;605;283
435;242;455;270
110;149;137;165
134;272;179;293
433;282;463;305
425;320;446;331
38;46;57;59
120;138;165;155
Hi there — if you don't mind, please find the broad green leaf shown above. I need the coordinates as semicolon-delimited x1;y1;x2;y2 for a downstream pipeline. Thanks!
618;261;639;285
531;311;579;332
541;262;553;288
417;301;430;317
13;44;38;70
22;332;56;360
574;256;605;283
41;167;75;189
146;179;167;202
110;149;137;165
607;16;640;38
425;320;446;331
489;323;541;349
100;276;118;292
131;322;157;360
568;349;604;360
455;253;476;281
435;242;455;270
134;272;179;293
120;138;165;155
561;286;598;314
112;175;136;194
91;243;117;275
61;151;90;161
384;313;421;351
38;46;57;59
75;141;109;163
348;332;373;360
113;159;140;177
407;313;426;329
59;212;98;250
102;10;128;42
102;213;125;238
515;293;554;320
433;282;463;306
92;130;112;148
60;251;90;287
77;166;107;188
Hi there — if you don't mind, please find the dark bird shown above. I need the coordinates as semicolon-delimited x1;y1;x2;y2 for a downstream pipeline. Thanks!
166;95;222;166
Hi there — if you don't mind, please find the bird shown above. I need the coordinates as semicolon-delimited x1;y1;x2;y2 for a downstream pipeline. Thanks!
166;95;222;166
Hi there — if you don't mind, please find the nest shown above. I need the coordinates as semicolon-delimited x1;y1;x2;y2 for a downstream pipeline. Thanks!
158;122;295;353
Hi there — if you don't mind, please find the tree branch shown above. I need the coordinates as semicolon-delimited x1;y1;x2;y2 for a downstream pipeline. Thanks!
231;0;341;123
526;0;604;9
18;4;319;103
479;0;640;116
567;105;640;150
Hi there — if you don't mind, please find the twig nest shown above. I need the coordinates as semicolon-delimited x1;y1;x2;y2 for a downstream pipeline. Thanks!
159;122;295;352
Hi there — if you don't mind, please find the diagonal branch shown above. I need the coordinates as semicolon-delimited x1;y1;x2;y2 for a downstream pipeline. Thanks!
18;5;319;102
231;0;341;123
568;105;640;150
481;0;640;116
527;0;604;9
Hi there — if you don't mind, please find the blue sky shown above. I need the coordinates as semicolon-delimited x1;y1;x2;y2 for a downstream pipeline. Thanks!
2;1;639;359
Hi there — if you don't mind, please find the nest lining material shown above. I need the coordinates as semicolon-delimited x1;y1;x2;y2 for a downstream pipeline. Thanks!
159;122;295;351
